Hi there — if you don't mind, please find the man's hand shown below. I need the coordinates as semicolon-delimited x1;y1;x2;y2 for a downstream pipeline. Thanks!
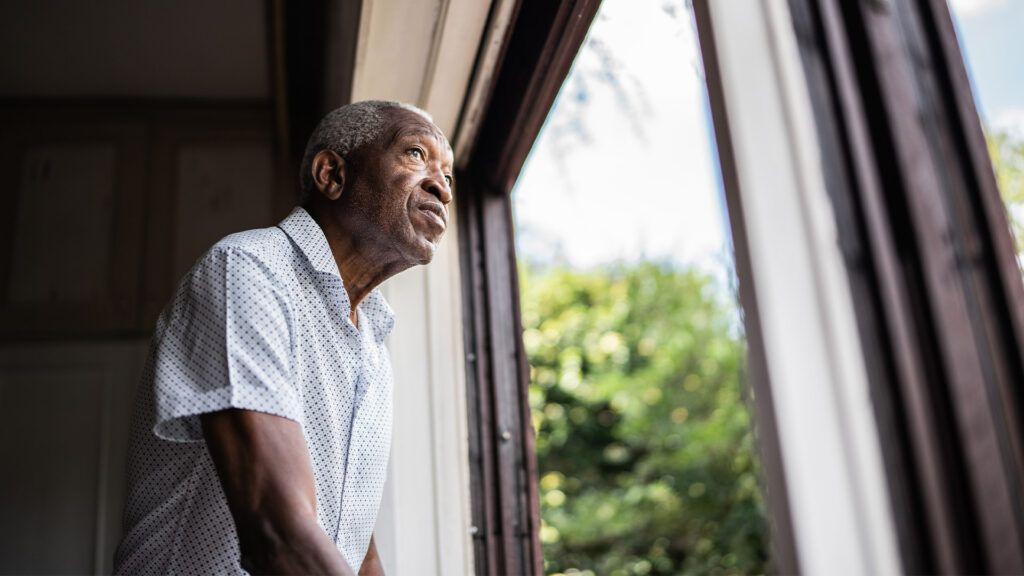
201;409;354;576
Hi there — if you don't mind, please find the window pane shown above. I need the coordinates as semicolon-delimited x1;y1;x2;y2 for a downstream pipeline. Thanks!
949;0;1024;261
511;1;768;574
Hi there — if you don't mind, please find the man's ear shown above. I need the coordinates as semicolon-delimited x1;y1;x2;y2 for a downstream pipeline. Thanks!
311;150;346;200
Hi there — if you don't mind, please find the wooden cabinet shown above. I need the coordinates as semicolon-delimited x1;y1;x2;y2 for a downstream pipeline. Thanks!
0;104;285;572
0;105;285;338
0;340;149;574
142;109;277;328
0;111;147;337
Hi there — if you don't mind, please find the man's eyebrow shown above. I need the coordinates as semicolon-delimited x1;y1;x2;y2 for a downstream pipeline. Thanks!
389;126;448;148
389;127;453;165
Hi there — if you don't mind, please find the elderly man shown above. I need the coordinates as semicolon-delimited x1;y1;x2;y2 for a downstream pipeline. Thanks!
114;100;453;575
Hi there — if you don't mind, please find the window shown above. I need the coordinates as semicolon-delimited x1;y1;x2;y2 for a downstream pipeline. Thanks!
949;0;1024;261
512;2;768;574
457;0;1024;573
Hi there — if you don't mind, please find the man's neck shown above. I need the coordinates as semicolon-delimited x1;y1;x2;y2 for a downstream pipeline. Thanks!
307;205;409;323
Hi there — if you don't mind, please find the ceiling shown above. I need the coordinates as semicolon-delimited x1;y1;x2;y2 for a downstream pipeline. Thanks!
0;0;268;99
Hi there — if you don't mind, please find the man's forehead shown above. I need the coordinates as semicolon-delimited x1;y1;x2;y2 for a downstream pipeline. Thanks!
384;108;452;154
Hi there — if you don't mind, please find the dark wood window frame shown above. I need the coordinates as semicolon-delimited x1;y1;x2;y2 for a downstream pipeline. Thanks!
459;0;1024;574
454;2;601;574
775;0;1024;573
457;0;796;573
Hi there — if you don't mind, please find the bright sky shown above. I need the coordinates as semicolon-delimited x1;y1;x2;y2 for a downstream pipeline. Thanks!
512;0;1024;271
512;0;722;271
951;0;1024;135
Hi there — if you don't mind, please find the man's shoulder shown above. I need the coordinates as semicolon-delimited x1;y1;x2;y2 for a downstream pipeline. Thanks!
211;225;291;262
162;225;300;323
195;225;303;278
177;225;301;299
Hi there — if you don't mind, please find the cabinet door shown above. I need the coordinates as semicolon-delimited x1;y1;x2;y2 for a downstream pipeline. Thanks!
0;113;147;337
0;340;149;574
142;111;277;327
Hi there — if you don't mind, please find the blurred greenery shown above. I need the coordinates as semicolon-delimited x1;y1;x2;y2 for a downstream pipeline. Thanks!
520;261;768;576
988;129;1024;254
517;130;1019;576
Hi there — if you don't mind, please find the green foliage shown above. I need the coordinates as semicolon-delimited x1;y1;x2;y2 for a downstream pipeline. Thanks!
520;262;768;576
988;129;1024;253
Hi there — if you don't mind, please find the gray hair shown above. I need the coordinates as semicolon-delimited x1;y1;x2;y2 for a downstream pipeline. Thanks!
298;100;434;203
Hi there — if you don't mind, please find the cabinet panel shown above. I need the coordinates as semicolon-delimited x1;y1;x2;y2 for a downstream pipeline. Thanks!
0;341;148;574
10;144;117;304
141;110;278;327
0;368;103;574
173;143;273;281
0;113;147;338
0;105;280;336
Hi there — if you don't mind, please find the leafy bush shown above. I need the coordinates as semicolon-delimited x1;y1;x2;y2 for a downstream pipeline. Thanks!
521;262;768;575
988;129;1024;254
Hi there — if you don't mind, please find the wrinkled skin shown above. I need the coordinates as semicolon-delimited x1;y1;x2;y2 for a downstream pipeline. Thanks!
308;107;455;321
331;107;455;266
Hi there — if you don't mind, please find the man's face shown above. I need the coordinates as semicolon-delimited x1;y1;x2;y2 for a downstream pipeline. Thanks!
347;108;454;265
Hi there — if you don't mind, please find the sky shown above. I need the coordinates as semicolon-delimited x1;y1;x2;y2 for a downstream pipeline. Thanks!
951;0;1024;135
511;0;1024;272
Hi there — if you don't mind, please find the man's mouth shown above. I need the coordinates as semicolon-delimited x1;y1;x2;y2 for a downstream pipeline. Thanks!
418;202;447;231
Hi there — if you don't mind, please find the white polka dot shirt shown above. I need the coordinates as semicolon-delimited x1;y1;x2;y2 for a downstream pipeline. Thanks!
114;207;395;574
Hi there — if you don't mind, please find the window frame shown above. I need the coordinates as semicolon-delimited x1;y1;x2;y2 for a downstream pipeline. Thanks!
779;0;1024;572
456;0;1024;573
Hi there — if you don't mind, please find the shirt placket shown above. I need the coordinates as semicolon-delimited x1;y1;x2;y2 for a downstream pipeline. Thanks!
321;275;361;543
334;300;373;554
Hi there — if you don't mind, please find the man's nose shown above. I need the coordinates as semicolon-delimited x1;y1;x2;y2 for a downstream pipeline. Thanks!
424;169;453;205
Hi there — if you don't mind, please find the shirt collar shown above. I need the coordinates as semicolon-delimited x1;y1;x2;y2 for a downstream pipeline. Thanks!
278;206;340;278
278;206;396;340
363;287;397;342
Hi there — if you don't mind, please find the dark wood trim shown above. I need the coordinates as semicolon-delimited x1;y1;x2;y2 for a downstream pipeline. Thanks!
281;0;327;173
923;0;1024;517
272;0;361;205
481;189;532;575
456;2;602;573
784;0;938;571
469;0;602;194
320;0;362;113
784;0;1024;572
458;184;500;575
268;0;292;215
691;3;801;573
457;176;543;575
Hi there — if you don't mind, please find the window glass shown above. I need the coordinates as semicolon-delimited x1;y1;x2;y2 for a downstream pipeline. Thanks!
950;0;1024;260
512;1;768;574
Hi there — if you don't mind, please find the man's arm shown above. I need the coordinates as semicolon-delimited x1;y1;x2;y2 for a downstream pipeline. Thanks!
358;536;384;576
201;409;354;576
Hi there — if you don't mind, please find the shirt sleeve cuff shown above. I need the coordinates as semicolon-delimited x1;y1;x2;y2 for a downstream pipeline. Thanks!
154;385;303;443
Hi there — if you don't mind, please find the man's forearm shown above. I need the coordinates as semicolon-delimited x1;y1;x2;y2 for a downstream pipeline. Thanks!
200;410;354;576
238;513;352;576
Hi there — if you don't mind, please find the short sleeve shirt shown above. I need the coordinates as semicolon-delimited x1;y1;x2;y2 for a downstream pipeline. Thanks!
114;207;396;575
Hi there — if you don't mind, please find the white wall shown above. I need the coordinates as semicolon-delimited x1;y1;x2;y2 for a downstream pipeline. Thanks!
376;216;474;575
352;1;498;572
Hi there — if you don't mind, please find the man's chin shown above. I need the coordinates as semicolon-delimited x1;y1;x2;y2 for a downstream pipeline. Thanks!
408;237;437;265
417;245;437;265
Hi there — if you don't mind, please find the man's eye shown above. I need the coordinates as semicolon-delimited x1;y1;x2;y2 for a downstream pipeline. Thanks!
408;148;424;160
444;175;453;187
